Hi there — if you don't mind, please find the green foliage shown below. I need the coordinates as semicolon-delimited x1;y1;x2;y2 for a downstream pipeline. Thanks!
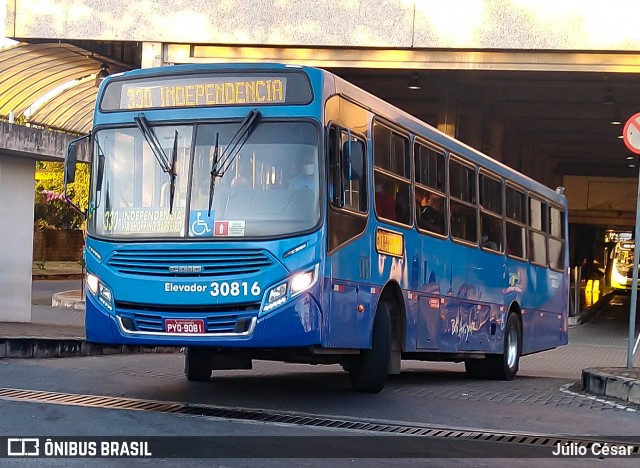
34;161;89;230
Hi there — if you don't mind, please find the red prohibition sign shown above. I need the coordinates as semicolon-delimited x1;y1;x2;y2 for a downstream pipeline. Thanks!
623;112;640;155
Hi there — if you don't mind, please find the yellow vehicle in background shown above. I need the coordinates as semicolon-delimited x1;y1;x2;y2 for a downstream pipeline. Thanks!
607;241;634;291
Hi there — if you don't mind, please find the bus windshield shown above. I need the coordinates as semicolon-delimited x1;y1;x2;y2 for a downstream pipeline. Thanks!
89;121;320;239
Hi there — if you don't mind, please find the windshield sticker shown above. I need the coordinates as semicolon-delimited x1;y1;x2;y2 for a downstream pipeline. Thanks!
214;220;245;237
103;208;184;234
189;210;214;237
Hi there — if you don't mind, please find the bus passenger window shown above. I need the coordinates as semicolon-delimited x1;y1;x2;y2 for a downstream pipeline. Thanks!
450;200;477;243
529;197;547;265
481;213;502;251
505;185;526;259
416;189;445;235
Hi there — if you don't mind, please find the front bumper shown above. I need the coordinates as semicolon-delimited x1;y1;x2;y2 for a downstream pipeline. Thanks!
85;291;322;348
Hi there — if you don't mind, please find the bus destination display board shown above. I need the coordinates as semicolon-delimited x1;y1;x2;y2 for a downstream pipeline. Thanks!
101;72;312;111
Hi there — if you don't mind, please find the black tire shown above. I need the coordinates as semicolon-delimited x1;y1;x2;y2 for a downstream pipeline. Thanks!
184;347;212;381
349;301;392;393
486;312;522;380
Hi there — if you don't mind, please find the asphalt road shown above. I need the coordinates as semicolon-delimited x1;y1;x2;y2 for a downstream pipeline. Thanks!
7;281;637;466
31;279;84;306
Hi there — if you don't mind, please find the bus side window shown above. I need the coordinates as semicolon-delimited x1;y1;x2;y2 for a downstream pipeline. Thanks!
479;173;503;252
329;125;367;213
449;158;477;243
373;122;411;226
505;184;526;259
529;196;547;265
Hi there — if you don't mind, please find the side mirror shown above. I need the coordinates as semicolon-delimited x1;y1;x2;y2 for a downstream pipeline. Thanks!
64;144;78;185
64;134;90;216
96;152;105;193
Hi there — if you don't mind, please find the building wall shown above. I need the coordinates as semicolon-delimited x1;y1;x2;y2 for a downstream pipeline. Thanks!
6;0;640;51
0;154;35;322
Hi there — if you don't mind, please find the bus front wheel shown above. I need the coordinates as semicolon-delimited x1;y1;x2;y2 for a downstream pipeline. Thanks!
349;301;392;393
184;347;212;381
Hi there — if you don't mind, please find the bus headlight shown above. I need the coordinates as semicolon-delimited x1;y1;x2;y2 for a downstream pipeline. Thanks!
86;273;114;311
290;265;318;295
260;265;319;316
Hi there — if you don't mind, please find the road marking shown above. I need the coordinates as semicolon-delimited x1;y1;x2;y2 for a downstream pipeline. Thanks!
559;383;637;413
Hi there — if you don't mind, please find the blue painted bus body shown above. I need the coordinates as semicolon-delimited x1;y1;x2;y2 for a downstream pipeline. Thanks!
82;63;568;361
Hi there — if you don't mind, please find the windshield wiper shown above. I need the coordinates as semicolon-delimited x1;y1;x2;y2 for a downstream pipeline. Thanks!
208;132;220;217
207;109;260;216
133;114;180;214
169;130;179;214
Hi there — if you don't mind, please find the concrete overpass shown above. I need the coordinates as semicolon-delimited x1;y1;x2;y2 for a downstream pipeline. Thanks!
0;122;81;321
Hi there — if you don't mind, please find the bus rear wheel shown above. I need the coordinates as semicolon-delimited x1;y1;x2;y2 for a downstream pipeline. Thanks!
487;313;521;380
349;301;392;393
464;312;521;380
184;347;212;381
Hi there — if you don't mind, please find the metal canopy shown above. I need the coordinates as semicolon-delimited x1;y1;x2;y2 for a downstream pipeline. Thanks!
0;42;129;134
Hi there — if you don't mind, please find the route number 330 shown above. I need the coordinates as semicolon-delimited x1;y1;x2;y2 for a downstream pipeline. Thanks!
209;281;261;297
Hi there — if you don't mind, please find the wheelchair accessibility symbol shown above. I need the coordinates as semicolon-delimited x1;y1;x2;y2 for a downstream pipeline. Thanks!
189;211;214;237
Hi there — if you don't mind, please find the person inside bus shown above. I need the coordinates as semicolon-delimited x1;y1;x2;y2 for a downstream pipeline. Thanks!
290;152;316;190
231;157;252;190
419;193;445;234
375;179;396;220
481;215;502;251
415;190;429;221
394;184;411;224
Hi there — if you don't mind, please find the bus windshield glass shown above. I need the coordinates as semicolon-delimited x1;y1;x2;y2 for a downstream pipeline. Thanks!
89;121;320;239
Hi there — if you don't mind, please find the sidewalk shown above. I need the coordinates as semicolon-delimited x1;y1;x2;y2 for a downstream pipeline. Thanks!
0;261;176;357
0;263;638;405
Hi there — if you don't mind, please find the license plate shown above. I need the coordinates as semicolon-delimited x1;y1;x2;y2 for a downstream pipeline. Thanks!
165;319;205;334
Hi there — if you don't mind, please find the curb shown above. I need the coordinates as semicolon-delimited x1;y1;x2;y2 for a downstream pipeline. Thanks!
0;338;181;359
577;291;616;324
32;274;84;281
582;367;640;406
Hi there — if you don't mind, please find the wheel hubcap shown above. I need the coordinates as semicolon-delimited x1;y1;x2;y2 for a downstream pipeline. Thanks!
506;327;518;369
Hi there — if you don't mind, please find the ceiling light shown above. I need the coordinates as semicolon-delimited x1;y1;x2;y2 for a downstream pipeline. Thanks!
95;63;109;88
408;73;421;90
603;86;615;105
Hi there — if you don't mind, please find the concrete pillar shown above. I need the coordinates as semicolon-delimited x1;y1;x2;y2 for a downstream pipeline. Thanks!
141;42;163;68
0;155;35;322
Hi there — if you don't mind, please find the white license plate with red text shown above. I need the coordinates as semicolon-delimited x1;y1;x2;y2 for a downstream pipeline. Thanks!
165;319;205;334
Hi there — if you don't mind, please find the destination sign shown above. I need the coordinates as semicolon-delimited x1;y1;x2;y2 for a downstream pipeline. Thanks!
376;228;404;258
100;72;312;111
122;77;286;110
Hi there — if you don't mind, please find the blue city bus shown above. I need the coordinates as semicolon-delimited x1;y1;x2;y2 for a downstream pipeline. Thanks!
65;63;569;392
